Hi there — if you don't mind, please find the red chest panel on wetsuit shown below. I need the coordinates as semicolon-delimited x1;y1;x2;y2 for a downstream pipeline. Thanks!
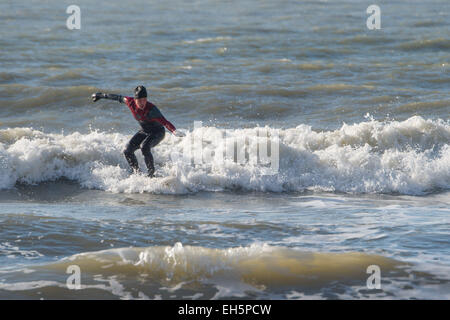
124;96;176;133
127;100;152;122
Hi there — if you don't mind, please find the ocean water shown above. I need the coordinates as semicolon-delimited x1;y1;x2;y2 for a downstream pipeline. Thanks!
0;0;449;299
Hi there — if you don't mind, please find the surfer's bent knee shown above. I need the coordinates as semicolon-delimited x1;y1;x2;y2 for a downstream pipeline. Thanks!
123;144;137;155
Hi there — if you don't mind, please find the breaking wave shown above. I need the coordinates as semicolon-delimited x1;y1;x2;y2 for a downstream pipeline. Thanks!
0;116;449;195
0;243;406;299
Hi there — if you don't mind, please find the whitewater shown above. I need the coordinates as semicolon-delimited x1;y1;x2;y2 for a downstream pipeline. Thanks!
1;116;448;195
1;0;449;300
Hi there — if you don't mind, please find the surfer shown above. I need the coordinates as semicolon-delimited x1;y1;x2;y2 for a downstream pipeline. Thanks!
91;85;183;177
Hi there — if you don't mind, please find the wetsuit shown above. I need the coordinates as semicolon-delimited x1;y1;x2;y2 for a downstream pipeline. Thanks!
122;96;176;176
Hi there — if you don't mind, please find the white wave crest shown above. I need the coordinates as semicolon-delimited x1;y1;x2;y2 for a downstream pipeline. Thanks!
0;116;449;195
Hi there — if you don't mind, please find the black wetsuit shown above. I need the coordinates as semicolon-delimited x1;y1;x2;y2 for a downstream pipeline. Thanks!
122;96;176;176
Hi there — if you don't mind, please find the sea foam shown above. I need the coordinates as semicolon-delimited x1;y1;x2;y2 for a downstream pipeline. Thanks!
0;116;449;195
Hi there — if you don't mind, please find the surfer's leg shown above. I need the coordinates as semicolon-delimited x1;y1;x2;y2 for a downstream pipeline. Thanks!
141;129;165;177
123;131;147;172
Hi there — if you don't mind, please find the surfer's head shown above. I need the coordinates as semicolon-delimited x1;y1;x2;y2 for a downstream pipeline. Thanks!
134;85;147;108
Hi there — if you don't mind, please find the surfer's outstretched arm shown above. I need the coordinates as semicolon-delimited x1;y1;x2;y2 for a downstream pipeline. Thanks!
91;92;126;103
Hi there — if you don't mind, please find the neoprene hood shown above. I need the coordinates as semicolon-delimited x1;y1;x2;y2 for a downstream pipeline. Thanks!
134;85;147;99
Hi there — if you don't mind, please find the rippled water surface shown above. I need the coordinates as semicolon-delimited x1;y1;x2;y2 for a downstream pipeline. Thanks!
0;0;449;299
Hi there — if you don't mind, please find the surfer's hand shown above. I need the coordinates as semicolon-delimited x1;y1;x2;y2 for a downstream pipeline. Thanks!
173;131;185;137
91;92;105;102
